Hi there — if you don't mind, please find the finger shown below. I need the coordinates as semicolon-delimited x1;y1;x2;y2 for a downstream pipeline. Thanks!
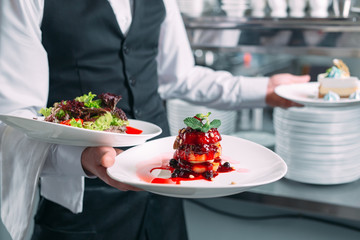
292;74;311;83
281;98;303;108
96;166;143;191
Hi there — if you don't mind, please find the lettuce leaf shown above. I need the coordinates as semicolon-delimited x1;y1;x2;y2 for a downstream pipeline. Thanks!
39;107;52;117
75;92;102;108
68;119;84;128
82;112;128;131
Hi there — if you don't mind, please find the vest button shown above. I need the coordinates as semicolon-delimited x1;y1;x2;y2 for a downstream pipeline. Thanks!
123;45;130;54
129;77;136;86
134;109;141;117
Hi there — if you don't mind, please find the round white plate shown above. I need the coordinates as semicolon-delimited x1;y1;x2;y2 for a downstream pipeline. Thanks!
275;82;360;107
0;114;162;147
107;135;287;198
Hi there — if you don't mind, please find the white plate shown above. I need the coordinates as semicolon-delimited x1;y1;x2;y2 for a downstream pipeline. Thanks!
107;135;287;198
274;106;360;123
0;114;162;147
275;82;360;107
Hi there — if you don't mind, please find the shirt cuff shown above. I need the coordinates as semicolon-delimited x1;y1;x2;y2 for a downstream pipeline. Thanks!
41;144;94;178
238;76;269;108
40;176;85;214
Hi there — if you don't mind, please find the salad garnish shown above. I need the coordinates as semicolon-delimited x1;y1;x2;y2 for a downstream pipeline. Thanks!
39;92;131;133
183;112;221;133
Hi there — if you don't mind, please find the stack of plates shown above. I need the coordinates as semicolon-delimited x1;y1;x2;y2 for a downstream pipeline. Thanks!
221;0;249;17
166;99;237;136
273;106;360;185
176;0;204;17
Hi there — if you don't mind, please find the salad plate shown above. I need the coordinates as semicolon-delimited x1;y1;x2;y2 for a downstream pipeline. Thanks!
0;114;162;147
107;135;287;198
275;82;360;107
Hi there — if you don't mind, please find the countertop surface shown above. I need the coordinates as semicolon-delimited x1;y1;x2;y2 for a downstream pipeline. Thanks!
231;177;360;221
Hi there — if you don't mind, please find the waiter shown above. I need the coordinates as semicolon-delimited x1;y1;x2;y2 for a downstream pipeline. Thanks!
0;0;309;239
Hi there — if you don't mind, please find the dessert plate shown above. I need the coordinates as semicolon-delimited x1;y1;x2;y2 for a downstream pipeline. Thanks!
275;82;360;107
107;135;287;198
0;114;162;147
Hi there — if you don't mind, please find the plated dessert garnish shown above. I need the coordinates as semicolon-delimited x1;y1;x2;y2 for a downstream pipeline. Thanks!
318;59;359;99
39;92;142;134
169;112;234;181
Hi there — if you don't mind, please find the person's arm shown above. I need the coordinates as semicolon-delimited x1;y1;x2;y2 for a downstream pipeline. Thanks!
0;0;48;113
0;0;136;222
157;0;309;109
0;0;91;178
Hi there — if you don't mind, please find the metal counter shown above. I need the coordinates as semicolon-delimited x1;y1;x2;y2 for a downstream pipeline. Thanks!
229;178;360;221
185;16;360;57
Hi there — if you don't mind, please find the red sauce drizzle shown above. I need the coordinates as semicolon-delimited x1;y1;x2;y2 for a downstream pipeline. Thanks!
136;154;239;185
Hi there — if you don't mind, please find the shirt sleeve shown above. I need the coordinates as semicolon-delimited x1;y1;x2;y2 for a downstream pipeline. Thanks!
0;0;48;113
157;0;269;109
0;0;89;177
0;1;88;229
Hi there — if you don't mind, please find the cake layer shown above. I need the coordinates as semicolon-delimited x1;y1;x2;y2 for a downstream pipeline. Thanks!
173;142;222;163
319;87;358;98
318;73;359;98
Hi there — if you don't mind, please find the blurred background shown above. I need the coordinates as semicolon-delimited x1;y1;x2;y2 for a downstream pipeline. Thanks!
2;0;360;239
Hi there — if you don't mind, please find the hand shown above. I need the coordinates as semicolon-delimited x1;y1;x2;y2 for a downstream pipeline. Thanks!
81;146;142;191
266;73;310;108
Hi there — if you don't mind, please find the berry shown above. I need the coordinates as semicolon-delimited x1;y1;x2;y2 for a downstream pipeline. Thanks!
223;162;231;169
178;170;188;178
203;171;214;180
169;158;178;168
171;169;181;178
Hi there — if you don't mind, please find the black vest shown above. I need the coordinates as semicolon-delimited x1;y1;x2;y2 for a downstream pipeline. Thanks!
41;0;170;136
35;3;189;240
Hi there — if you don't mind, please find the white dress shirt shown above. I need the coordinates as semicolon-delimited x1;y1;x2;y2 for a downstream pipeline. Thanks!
0;0;269;239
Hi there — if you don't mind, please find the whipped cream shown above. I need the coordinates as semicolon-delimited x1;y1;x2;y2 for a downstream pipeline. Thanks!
323;91;340;101
349;91;360;100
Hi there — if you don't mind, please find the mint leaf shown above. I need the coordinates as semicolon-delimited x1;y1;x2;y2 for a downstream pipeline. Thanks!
183;112;221;132
210;119;221;129
201;120;211;133
184;117;202;130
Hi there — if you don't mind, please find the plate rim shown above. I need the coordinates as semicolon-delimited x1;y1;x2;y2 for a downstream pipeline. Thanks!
0;114;162;147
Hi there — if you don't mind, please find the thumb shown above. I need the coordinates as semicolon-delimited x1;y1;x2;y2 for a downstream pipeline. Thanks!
101;149;117;168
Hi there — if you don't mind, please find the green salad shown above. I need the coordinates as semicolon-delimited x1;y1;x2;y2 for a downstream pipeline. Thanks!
40;92;129;133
